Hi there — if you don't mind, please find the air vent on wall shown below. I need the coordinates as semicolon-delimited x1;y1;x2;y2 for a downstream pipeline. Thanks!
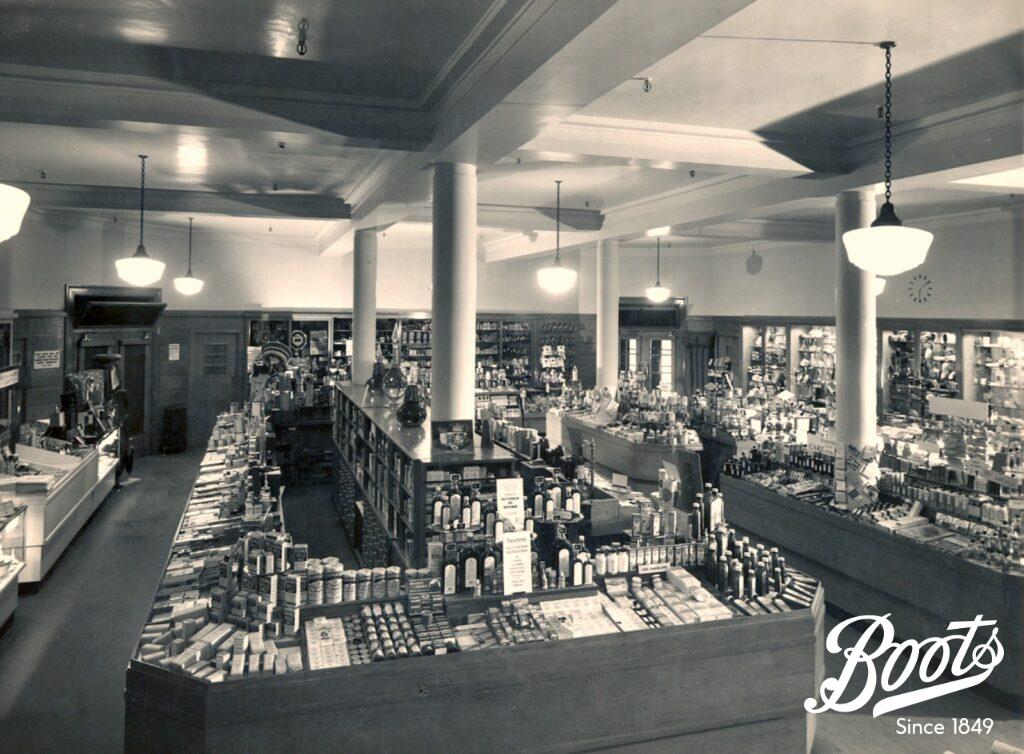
66;285;167;328
619;297;686;329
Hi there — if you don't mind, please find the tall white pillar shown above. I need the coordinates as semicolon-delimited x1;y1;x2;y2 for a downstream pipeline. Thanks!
352;228;378;385
596;239;620;394
431;163;477;422
835;190;878;502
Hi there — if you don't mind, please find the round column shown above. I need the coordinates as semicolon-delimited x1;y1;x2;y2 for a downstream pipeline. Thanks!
431;162;477;422
835;189;879;504
352;228;378;385
596;239;620;394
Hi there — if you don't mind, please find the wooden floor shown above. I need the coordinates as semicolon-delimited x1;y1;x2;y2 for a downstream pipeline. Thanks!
0;452;1019;752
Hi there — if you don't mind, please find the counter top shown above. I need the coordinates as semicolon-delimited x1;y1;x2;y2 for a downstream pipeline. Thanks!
336;384;515;466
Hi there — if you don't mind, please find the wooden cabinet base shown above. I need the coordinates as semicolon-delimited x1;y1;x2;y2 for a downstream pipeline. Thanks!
721;475;1023;711
125;592;824;754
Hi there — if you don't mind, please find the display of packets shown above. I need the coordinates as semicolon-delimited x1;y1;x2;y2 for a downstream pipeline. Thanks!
305;616;351;670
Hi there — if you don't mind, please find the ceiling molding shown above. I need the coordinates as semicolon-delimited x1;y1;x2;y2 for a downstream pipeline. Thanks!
390;202;603;232
14;182;351;220
521;116;846;175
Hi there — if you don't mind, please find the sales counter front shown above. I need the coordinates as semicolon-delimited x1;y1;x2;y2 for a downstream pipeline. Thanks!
1;428;119;586
721;474;1023;710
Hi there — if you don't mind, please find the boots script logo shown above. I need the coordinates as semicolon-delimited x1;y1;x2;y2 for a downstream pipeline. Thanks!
805;614;1004;717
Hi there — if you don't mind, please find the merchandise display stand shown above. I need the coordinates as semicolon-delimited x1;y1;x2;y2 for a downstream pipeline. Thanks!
11;427;119;586
332;384;518;568
721;474;1023;710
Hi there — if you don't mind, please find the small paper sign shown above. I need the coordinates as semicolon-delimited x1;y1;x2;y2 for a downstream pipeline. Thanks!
33;349;60;370
501;530;533;596
806;433;835;455
612;472;629;489
496;477;525;532
168;343;180;361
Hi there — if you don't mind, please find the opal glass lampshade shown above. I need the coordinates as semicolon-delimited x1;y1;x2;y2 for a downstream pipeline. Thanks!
116;244;165;286
537;259;577;294
0;183;30;243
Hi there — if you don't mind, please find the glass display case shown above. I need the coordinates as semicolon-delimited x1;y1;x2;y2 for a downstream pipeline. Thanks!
881;328;960;417
964;329;1023;419
745;325;788;396
0;502;26;627
790;325;836;426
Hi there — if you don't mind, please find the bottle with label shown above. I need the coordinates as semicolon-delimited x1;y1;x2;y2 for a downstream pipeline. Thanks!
460;542;480;593
442;543;459;595
479;537;500;594
554;524;574;588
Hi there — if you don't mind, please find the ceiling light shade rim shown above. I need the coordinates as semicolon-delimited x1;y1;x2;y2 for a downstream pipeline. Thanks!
537;264;577;294
842;225;932;277
0;184;30;243
173;275;205;296
645;285;672;303
116;255;165;287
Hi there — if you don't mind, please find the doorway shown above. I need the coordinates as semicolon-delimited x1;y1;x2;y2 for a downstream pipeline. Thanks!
619;332;682;392
74;330;154;455
188;331;240;447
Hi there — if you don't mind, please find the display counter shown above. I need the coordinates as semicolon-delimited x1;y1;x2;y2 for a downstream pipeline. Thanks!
0;503;26;631
721;474;1023;710
127;403;826;754
554;411;703;486
4;427;119;585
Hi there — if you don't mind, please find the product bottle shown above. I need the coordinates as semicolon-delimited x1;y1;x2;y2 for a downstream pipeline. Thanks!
479;537;500;594
442;544;459;595
691;501;703;540
460;543;480;592
555;524;574;587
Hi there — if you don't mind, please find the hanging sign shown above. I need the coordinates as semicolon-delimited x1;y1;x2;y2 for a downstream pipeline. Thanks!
496;477;525;532
0;365;19;390
927;396;989;422
33;350;61;370
501;529;533;596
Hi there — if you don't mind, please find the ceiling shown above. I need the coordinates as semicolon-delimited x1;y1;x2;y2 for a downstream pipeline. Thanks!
0;0;1020;255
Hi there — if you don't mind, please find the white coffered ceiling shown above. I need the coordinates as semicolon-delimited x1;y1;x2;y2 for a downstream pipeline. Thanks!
0;0;1020;259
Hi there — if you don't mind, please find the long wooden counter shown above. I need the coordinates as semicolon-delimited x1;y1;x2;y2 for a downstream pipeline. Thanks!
721;475;1023;710
555;411;702;486
126;584;825;754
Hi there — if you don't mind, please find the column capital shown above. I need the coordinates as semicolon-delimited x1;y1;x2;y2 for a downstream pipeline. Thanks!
433;162;477;178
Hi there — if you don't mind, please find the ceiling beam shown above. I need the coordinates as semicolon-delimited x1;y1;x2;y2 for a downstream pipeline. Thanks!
14;182;350;220
518;116;846;176
661;219;834;244
390;203;603;232
352;0;754;218
0;64;432;152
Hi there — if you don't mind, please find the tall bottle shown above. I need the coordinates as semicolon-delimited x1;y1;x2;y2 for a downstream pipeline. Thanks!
554;524;574;588
460;542;481;594
479;537;500;594
442;543;459;595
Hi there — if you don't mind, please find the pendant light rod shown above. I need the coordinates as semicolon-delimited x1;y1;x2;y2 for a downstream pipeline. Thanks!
138;154;147;246
187;216;193;274
554;179;561;262
655;237;661;285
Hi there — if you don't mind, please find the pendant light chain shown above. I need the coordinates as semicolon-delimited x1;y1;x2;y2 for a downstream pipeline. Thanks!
655;237;661;285
138;154;147;246
554;179;562;263
881;42;894;204
187;216;194;274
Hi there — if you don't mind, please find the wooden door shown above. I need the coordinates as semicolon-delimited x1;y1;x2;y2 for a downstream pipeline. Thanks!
188;331;239;447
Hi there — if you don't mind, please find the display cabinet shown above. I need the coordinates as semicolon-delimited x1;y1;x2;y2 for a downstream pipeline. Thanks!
789;325;836;427
742;325;788;395
332;385;518;568
0;503;26;629
964;329;1023;419
331;316;352;369
880;328;961;416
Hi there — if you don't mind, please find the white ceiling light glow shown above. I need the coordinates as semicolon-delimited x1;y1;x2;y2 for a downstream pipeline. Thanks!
873;277;886;296
0;183;30;243
645;236;671;303
174;217;205;296
537;180;577;294
645;226;671;237
843;42;932;277
116;155;166;287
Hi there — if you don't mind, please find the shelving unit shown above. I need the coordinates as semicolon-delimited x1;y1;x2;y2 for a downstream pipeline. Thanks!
744;325;788;395
791;325;835;426
881;328;961;416
331;316;352;369
964;329;1023;418
332;385;517;568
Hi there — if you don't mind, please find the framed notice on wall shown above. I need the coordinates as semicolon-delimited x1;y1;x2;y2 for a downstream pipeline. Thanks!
33;349;61;370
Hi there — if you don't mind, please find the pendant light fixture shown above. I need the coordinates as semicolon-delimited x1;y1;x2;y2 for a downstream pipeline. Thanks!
536;180;577;294
873;276;886;296
174;217;204;295
645;236;671;303
842;42;932;276
0;183;30;243
116;154;165;287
